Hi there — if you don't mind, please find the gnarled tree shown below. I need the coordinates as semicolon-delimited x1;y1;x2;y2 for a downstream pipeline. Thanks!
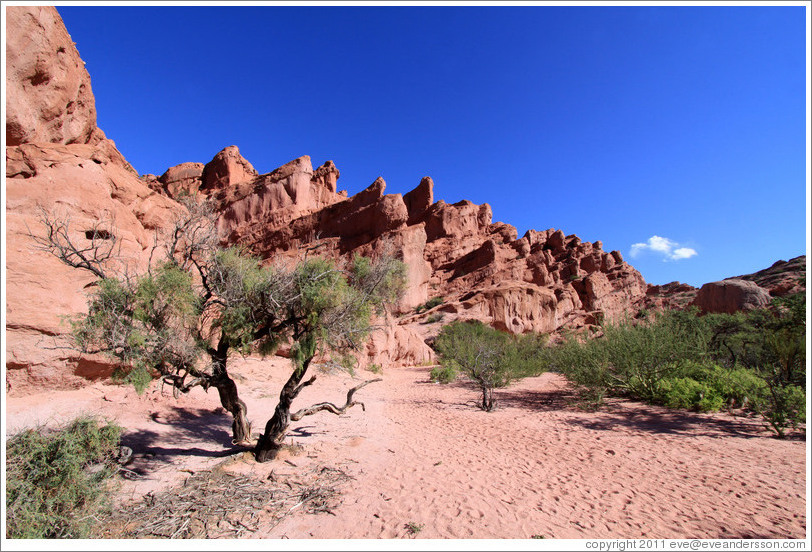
36;200;407;459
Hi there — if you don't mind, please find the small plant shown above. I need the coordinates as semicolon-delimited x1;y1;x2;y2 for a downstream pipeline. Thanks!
5;416;123;538
415;296;444;313
424;313;444;324
404;521;424;537
430;363;458;384
367;363;383;374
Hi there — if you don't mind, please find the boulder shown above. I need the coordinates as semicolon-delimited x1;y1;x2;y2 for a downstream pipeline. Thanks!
689;279;772;314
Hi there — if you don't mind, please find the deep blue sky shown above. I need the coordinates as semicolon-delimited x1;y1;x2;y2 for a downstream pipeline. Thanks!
56;4;808;287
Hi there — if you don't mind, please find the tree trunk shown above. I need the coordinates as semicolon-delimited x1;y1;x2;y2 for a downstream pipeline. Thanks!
255;357;313;463
481;386;496;412
210;343;252;446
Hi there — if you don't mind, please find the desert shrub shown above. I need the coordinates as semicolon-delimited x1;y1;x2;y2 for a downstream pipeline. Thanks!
546;309;714;403
433;321;547;410
430;363;458;383
547;299;806;437
749;383;806;438
656;377;725;412
5;416;123;539
676;361;767;409
424;313;444;324
416;296;444;314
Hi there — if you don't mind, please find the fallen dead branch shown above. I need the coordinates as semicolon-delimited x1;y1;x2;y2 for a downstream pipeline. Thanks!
99;464;352;538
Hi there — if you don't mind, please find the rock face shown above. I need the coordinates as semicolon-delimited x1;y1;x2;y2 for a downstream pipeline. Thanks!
163;147;650;338
644;255;806;312
5;6;101;147
5;6;183;393
689;279;773;315
728;256;806;298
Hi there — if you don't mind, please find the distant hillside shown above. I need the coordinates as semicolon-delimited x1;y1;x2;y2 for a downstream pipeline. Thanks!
728;255;806;298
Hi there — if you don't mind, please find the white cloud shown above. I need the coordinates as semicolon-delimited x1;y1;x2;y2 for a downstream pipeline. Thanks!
629;235;697;261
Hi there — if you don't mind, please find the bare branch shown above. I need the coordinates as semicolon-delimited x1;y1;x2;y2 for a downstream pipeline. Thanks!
290;378;382;421
29;207;118;279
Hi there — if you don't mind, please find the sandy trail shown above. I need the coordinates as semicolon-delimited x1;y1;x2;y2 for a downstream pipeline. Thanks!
4;357;807;540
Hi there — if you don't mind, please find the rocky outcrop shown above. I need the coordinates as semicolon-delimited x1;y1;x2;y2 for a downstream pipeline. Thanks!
156;162;205;199
5;6;101;147
168;146;651;336
200;145;258;192
643;281;698;311
5;6;183;393
729;256;806;298
644;255;806;312
689;279;772;314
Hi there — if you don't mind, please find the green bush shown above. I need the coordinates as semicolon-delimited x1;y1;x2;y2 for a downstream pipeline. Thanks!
546;309;714;403
430;363;458;383
434;321;547;410
415;296;444;313
5;416;123;538
546;297;806;438
656;377;725;412
749;382;806;438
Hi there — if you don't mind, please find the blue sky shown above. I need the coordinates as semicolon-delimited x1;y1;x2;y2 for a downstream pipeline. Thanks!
56;3;809;287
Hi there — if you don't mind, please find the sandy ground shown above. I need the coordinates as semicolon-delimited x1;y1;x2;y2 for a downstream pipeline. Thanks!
4;356;807;540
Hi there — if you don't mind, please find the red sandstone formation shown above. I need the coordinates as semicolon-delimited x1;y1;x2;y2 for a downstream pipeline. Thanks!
5;6;102;147
728;256;806;298
6;6;804;391
5;6;182;392
149;146;650;339
690;279;774;315
642;255;806;314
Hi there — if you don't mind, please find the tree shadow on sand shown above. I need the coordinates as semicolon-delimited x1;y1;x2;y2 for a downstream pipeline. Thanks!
492;386;804;441
562;402;802;440
120;407;247;477
497;387;581;411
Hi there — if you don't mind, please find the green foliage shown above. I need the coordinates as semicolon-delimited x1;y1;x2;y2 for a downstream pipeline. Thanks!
70;244;407;395
415;296;444;313
546;297;807;437
72;262;201;393
656;377;725;412
112;364;153;395
288;255;406;358
548;309;728;401
748;382;806;439
209;247;270;353
434;321;547;410
5;416;122;539
429;363;458;383
435;321;513;386
404;521;424;536
350;254;408;312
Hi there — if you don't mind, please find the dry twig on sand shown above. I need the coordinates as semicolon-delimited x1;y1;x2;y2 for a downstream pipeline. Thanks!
100;464;352;538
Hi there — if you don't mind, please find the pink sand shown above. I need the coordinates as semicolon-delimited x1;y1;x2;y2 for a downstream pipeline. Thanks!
5;357;807;539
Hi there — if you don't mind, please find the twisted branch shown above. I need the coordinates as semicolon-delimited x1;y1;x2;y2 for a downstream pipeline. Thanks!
290;378;382;421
